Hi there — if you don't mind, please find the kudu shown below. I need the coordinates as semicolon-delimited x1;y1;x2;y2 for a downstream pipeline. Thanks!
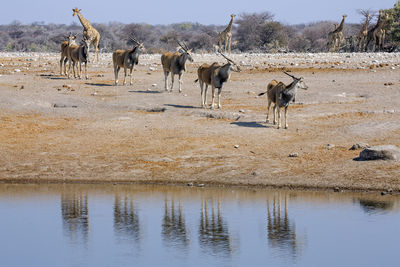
161;41;194;93
258;71;308;129
112;36;144;86
67;36;91;79
194;52;241;109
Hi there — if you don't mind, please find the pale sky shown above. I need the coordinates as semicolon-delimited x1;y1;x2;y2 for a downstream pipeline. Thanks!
1;0;397;25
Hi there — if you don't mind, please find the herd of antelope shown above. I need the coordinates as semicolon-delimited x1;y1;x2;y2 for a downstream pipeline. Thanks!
60;28;308;130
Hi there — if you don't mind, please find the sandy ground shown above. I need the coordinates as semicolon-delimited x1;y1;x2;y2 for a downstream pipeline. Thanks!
0;51;399;192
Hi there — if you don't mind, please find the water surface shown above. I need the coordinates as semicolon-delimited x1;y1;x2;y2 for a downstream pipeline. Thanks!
0;184;399;267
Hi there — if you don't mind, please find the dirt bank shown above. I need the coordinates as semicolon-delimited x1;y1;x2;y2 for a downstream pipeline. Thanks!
0;52;399;192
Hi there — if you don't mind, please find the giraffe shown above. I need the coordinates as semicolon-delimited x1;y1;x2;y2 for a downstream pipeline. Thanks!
218;14;235;54
327;15;347;52
72;8;101;62
364;10;390;52
356;13;370;52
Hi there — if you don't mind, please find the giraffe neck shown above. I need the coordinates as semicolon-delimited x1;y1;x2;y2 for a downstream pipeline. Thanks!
362;17;369;32
336;17;346;32
77;13;91;30
225;17;234;33
374;17;387;31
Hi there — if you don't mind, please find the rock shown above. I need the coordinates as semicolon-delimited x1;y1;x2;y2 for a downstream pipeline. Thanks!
14;69;21;73
325;144;335;150
187;182;193;187
197;184;205;187
334;187;340;192
349;143;370;150
234;145;239;149
289;152;299;158
151;83;157;87
359;145;400;161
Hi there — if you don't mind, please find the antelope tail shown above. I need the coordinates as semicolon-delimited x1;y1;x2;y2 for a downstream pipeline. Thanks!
258;91;267;96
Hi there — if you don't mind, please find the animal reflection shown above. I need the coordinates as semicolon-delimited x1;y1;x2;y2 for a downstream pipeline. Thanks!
358;198;394;214
267;195;300;258
61;192;89;244
114;194;141;242
162;197;189;249
199;199;232;256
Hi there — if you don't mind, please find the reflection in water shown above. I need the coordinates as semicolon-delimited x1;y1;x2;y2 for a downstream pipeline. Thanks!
199;198;232;256
162;197;189;249
358;199;394;214
114;194;141;243
61;192;89;245
267;195;300;259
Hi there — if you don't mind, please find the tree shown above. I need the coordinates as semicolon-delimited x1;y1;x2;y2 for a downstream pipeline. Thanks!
387;0;400;45
235;11;289;52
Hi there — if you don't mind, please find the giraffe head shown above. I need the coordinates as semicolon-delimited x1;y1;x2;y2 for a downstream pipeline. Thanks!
72;8;81;17
343;14;347;19
231;14;236;20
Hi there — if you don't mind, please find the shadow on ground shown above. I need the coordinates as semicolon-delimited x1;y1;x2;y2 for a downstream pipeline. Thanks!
165;104;198;109
85;82;114;87
230;121;270;128
129;90;163;94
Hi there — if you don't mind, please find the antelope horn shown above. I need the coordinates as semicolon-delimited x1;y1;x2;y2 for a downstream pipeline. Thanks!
219;51;236;64
129;35;141;45
283;70;299;80
183;41;190;51
176;40;188;52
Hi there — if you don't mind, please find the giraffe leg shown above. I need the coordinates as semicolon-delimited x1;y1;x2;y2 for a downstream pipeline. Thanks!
204;85;208;107
200;81;204;107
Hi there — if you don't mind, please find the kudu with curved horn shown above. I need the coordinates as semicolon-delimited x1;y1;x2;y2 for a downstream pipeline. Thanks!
112;35;145;85
161;40;194;93
194;52;241;109
258;70;308;129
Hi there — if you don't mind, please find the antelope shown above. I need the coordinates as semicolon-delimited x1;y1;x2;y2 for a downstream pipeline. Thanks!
112;37;144;86
194;52;241;109
67;37;91;79
60;33;76;76
161;41;194;93
258;71;308;129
